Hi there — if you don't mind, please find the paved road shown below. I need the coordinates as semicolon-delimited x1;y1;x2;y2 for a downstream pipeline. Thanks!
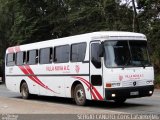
0;84;160;116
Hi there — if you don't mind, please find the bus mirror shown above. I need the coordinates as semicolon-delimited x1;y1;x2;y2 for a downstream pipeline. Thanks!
99;43;104;57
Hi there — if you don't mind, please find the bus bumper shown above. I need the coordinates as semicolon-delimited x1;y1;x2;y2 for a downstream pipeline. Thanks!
105;85;154;100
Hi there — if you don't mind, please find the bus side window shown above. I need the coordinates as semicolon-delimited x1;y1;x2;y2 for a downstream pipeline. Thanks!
54;45;70;63
6;53;16;66
71;42;86;62
16;51;26;66
91;43;101;68
27;49;38;65
39;47;52;64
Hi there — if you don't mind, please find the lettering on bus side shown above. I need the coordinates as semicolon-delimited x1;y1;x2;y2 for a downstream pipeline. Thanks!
46;65;70;72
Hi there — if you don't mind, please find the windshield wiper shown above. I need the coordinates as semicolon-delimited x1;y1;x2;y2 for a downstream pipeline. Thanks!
140;62;146;68
140;61;152;68
122;57;131;70
133;61;148;68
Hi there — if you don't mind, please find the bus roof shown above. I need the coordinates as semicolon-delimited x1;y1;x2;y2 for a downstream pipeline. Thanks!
6;31;147;52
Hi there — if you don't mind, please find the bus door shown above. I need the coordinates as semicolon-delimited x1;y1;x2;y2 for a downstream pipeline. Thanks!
90;41;104;100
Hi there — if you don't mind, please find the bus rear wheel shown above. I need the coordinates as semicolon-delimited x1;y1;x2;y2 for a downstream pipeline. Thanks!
74;84;86;106
21;82;30;99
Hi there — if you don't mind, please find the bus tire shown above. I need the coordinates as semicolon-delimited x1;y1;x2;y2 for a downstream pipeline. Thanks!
21;82;30;99
114;98;126;104
74;84;86;106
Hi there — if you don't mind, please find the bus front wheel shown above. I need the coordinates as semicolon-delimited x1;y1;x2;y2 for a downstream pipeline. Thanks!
74;84;86;106
21;82;30;99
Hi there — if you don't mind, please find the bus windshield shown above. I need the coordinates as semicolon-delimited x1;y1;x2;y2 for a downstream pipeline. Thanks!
104;40;151;68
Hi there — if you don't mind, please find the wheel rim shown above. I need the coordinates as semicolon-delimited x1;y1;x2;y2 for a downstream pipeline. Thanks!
22;85;28;97
76;89;84;103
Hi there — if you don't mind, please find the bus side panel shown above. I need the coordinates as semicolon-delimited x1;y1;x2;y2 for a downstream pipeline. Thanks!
26;59;90;97
5;76;19;93
5;66;22;93
37;76;65;97
5;66;39;95
6;76;40;95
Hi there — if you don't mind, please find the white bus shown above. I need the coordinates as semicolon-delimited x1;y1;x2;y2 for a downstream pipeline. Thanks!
5;31;154;105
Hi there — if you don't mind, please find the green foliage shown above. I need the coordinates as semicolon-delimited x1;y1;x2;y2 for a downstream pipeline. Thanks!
137;0;160;72
137;0;160;85
0;0;133;47
155;74;160;85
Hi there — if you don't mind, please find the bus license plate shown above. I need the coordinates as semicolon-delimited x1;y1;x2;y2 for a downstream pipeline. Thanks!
130;91;139;96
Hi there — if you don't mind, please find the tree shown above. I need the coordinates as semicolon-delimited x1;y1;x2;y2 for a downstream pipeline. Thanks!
0;0;16;64
0;0;135;64
137;0;160;73
132;0;140;32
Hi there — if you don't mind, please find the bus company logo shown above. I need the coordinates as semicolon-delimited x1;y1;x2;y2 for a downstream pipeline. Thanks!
75;65;80;73
119;75;123;81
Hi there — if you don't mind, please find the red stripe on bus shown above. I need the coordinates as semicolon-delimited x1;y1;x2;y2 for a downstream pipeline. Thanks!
92;86;103;100
19;66;45;88
74;76;103;100
18;66;40;84
24;65;59;94
14;47;58;94
73;76;97;100
24;65;47;86
80;79;97;100
15;46;20;52
7;47;14;53
75;76;103;100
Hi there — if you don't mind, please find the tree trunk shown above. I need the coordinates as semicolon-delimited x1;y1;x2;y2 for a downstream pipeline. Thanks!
132;0;140;32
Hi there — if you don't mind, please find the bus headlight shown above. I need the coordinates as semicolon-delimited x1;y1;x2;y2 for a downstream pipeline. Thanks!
111;94;116;97
146;80;153;84
149;91;153;94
